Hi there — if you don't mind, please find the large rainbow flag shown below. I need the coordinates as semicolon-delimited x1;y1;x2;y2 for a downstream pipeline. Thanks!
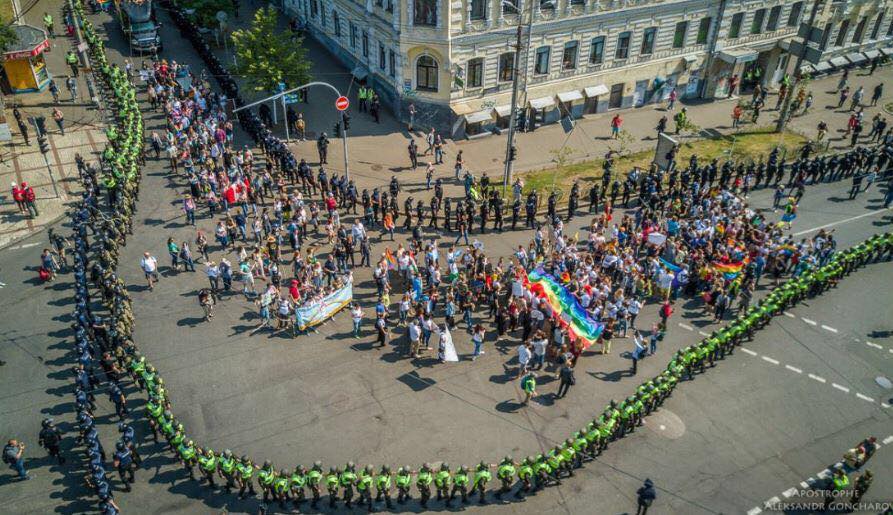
525;268;604;348
712;258;749;280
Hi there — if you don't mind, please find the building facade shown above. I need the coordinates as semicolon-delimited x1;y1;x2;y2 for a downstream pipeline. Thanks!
286;0;893;136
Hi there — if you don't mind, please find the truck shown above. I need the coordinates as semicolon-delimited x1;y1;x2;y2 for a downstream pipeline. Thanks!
116;0;162;54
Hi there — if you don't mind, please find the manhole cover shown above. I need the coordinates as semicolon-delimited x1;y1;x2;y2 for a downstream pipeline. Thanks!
371;164;383;171
876;376;892;389
644;408;685;439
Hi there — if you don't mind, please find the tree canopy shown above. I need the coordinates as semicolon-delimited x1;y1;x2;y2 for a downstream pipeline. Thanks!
0;17;19;56
230;7;311;92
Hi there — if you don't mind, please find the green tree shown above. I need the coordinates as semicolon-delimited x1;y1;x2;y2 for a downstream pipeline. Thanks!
230;7;311;92
0;17;19;55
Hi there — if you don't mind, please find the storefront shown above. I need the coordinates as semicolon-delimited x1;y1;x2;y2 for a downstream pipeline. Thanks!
2;25;52;94
462;109;495;138
583;84;608;114
556;90;584;119
707;47;758;98
527;96;558;129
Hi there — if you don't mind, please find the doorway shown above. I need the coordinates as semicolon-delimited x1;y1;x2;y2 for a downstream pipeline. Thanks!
609;83;624;109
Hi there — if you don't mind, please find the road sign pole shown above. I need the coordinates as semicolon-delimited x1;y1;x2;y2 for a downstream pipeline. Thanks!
282;95;290;141
342;126;350;183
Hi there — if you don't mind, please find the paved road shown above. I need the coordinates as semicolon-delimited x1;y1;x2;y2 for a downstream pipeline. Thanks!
1;4;892;515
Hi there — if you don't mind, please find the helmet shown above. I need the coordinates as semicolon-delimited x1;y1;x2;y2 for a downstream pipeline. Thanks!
116;442;125;451
381;465;390;473
117;422;126;432
187;440;194;447
205;449;214;457
313;461;322;470
329;467;336;474
42;418;52;428
478;461;487;469
502;456;512;464
263;460;272;468
223;449;232;458
280;469;288;476
422;463;431;471
364;464;373;474
458;465;468;473
241;456;250;463
347;461;355;470
440;462;449;471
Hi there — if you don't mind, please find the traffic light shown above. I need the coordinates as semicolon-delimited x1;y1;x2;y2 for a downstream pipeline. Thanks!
38;133;50;154
334;121;342;138
34;115;47;135
509;145;517;162
342;113;351;131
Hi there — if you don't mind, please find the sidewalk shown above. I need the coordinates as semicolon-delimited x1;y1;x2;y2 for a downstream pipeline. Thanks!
0;0;107;248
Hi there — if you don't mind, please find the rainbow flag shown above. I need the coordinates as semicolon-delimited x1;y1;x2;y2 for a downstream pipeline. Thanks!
776;243;797;256
712;258;748;280
525;269;604;348
383;248;397;271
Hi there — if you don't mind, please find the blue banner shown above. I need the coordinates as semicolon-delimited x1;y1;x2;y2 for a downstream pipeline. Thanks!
294;281;353;331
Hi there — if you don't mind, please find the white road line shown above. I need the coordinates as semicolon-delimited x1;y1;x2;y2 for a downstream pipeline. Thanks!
884;436;893;445
782;487;798;498
882;402;891;409
783;312;795;318
821;325;838;333
808;374;827;383
747;508;763;515
742;348;758;356
698;330;709;336
19;242;39;248
801;318;817;326
785;364;803;374
817;469;831;479
856;393;875;402
800;481;811;488
762;356;780;365
793;207;891;236
866;341;883;349
832;383;850;393
678;323;693;331
765;496;780;507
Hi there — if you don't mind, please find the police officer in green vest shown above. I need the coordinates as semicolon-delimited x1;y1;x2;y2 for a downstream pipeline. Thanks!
434;462;452;504
395;465;412;503
358;85;368;112
258;460;276;503
218;449;237;492
144;397;163;443
290;465;307;505
515;457;534;498
168;424;184;455
356;464;373;510
43;13;55;38
307;461;323;508
326;466;340;508
473;461;491;504
416;463;433;508
197;448;218;488
560;440;577;474
236;455;257;499
374;464;394;509
495;456;516;499
159;411;176;444
273;468;291;509
824;468;850;510
341;462;358;508
450;465;470;503
177;439;197;480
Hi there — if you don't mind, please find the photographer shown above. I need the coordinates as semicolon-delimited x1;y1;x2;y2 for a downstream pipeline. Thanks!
3;439;32;480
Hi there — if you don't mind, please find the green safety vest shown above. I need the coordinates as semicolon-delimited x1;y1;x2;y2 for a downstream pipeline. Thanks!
573;436;587;452
307;469;322;485
832;475;849;490
325;474;339;489
160;419;174;436
518;464;533;479
395;472;411;488
454;472;469;486
435;470;451;487
274;476;289;494
177;443;195;460
220;457;235;474
417;471;433;486
340;471;357;487
146;401;162;420
376;474;392;489
291;472;306;488
170;432;184;447
357;474;372;491
473;469;491;488
560;446;575;462
259;468;275;486
497;464;515;480
199;455;217;472
238;463;254;479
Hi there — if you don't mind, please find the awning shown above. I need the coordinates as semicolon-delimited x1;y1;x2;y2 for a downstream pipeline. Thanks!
814;60;833;72
351;65;369;81
682;55;699;63
881;47;893;57
528;96;556;110
799;64;816;75
718;47;759;64
750;40;778;52
584;84;609;97
846;52;867;64
494;104;512;118
556;90;584;103
829;56;849;68
864;49;881;60
464;110;494;125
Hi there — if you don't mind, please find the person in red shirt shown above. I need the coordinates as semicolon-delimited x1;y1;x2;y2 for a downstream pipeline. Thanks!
20;181;38;217
610;114;623;139
11;182;26;214
732;104;743;129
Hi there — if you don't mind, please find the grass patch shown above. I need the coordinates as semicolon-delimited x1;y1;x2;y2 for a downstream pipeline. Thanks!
0;0;15;22
520;127;808;195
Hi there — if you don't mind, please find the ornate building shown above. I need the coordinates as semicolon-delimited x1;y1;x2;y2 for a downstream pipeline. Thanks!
286;0;893;136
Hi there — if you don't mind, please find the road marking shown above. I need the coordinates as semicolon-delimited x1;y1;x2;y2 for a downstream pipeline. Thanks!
762;356;780;365
817;469;831;479
800;481;811;488
882;402;891;409
793;207;891;236
678;323;693;331
809;374;827;383
832;383;850;393
742;348;758;356
884;436;893;445
782;487;798;498
747;508;763;515
856;393;875;402
783;312;795;318
19;242;39;248
801;318;817;326
821;325;838;333
785;364;803;374
765;496;780;507
866;341;883;349
698;330;709;336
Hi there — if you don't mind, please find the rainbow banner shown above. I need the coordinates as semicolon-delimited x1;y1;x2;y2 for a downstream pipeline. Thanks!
712;258;748;280
525;269;604;348
383;248;398;271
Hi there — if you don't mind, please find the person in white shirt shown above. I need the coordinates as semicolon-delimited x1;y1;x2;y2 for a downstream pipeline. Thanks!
140;252;158;290
408;320;422;358
351;303;363;338
532;334;548;370
517;343;532;376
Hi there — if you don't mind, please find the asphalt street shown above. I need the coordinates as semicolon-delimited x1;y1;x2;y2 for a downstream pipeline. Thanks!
0;4;892;515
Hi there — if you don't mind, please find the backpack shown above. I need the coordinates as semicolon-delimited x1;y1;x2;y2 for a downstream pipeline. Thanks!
39;267;51;281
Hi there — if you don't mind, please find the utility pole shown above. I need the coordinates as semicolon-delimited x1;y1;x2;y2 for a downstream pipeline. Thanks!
776;0;824;133
502;23;524;195
67;0;98;106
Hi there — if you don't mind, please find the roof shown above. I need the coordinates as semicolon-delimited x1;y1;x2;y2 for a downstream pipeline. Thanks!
464;110;494;124
829;56;849;68
814;61;833;72
864;49;881;59
5;25;48;55
494;104;512;117
718;47;758;64
846;52;866;64
584;84;609;97
528;96;556;110
556;90;584;103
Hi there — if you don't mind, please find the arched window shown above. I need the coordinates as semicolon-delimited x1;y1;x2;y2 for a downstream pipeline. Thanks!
416;55;438;91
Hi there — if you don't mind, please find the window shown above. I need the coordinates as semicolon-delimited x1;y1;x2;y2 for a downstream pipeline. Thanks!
333;11;341;37
470;0;486;20
562;41;578;69
672;21;687;48
467;58;483;87
350;23;357;48
889;16;893;36
766;6;781;31
852;16;867;43
787;2;803;27
388;50;396;78
729;12;743;38
375;0;382;6
502;0;518;14
379;44;386;69
534;46;550;74
615;32;631;59
589;36;605;64
870;11;885;40
498;52;514;82
835;19;849;46
310;0;318;17
570;0;584;5
820;21;833;49
385;0;393;12
416;55;438;91
362;31;369;58
696;17;711;44
641;27;657;55
414;0;437;26
751;9;766;34
320;8;326;27
540;0;554;11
